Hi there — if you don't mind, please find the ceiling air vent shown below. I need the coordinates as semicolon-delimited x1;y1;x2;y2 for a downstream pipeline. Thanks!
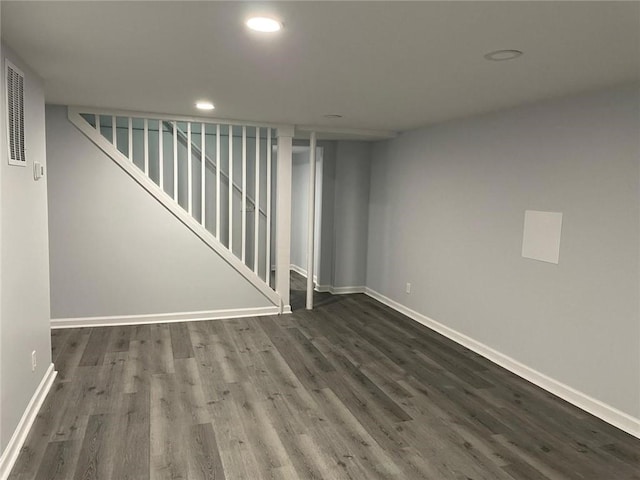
6;60;25;166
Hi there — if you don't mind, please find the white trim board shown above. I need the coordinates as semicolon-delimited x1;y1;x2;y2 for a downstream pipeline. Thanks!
290;264;365;295
51;306;280;329
289;264;317;283
317;285;366;295
364;287;640;439
69;105;285;131
0;364;57;480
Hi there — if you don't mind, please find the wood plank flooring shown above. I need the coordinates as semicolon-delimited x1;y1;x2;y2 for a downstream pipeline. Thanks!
10;287;640;479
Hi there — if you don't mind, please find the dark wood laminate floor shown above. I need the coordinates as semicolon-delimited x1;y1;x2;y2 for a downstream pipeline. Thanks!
10;289;640;479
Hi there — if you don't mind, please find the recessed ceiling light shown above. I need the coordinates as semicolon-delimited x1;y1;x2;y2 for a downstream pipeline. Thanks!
246;17;283;33
195;101;215;111
324;114;343;119
484;49;523;61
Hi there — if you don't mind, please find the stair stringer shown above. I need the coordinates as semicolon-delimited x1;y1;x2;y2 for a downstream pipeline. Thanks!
67;107;283;311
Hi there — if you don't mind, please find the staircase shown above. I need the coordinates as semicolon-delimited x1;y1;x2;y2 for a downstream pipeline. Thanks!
68;107;282;309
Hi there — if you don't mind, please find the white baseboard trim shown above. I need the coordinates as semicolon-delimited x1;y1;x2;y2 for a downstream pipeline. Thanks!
0;363;57;480
289;264;316;282
324;285;366;295
364;287;640;439
51;306;280;329
314;284;333;293
290;265;365;295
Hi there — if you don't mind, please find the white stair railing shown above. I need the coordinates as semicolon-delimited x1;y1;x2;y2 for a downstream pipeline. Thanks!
68;107;282;307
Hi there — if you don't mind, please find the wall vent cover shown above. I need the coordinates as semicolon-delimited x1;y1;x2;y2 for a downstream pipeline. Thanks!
5;60;25;166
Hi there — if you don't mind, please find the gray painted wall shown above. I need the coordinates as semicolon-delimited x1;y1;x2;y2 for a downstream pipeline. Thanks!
0;45;52;450
333;141;371;288
367;85;640;418
291;149;322;278
291;151;308;270
46;105;272;319
294;140;371;290
316;141;337;288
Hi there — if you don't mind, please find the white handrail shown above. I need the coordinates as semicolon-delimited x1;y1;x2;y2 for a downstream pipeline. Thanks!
73;105;285;130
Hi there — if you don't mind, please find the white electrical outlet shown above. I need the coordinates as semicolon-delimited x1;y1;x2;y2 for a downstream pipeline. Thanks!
406;282;411;294
31;350;37;372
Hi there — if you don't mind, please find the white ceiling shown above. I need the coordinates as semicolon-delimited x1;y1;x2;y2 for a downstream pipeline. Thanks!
2;1;639;138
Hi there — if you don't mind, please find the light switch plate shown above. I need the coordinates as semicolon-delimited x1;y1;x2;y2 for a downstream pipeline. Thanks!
33;161;45;180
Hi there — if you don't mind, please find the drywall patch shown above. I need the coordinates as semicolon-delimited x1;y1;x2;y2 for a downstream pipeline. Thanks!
522;210;563;264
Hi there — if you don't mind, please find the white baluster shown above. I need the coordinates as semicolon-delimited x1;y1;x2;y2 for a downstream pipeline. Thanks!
173;121;178;202
128;117;133;161
187;123;193;215
254;128;260;275
201;123;206;227
216;124;221;240
242;126;247;263
228;125;233;250
159;121;164;191
143;118;149;175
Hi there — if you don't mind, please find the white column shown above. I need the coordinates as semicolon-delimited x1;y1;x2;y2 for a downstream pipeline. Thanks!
265;129;272;287
159;121;164;191
306;132;317;310
275;126;294;313
173;122;178;202
241;126;247;263
254;128;261;275
128;117;133;161
143;118;149;175
228;125;234;250
216;124;221;239
187;123;193;215
201;123;206;227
